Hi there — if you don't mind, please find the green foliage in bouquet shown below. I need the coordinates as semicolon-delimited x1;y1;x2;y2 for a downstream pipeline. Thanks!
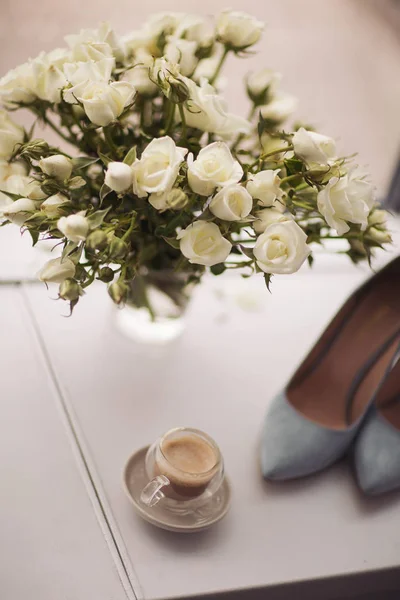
0;12;392;314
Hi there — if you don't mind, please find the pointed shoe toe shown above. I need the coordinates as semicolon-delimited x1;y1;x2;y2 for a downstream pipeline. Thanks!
354;348;400;496
354;412;400;496
261;392;355;481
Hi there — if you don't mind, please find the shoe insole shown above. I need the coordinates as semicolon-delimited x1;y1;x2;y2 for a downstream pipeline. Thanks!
377;358;400;429
288;276;400;430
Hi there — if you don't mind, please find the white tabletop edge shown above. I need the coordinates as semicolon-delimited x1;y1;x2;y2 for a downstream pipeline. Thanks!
19;283;144;600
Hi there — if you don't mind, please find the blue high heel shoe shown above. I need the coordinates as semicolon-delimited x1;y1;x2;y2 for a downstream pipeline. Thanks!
354;342;400;495
261;255;400;481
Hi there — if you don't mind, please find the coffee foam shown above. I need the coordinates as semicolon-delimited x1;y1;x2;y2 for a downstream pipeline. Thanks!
156;434;218;490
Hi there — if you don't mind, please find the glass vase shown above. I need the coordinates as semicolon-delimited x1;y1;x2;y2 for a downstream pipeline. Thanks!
115;270;193;345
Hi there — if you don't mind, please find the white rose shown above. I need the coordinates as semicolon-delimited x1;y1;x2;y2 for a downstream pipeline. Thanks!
0;171;45;200
31;50;69;103
144;12;183;37
187;142;243;196
216;10;264;49
0;62;36;106
123;34;153;58
293;127;336;167
25;180;47;200
247;69;281;98
149;58;187;102
177;221;232;266
254;220;310;274
124;64;157;97
209;184;253;221
165;37;198;76
105;162;133;193
247;169;284;207
0;160;27;192
63;58;115;103
96;22;126;62
148;189;171;211
260;93;298;123
368;227;392;244
182;77;250;138
252;207;289;234
175;15;214;47
75;80;135;127
317;170;375;235
149;188;188;211
4;174;30;195
41;193;69;215
132;136;187;198
71;40;112;62
58;214;89;242
0;110;24;160
193;53;222;85
0;191;11;211
38;257;76;283
0;161;47;199
2;198;38;226
64;57;114;85
261;134;292;157
368;209;387;227
65;24;116;62
39;155;73;181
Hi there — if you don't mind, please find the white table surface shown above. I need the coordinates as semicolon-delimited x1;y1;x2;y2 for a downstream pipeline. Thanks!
0;287;134;600
1;219;400;600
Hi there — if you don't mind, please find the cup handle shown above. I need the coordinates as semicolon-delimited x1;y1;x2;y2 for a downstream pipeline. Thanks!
140;475;170;507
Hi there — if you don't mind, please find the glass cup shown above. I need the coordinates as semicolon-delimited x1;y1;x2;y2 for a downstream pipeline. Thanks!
140;427;224;512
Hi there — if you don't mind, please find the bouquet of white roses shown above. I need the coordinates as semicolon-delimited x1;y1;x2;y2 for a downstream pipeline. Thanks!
0;11;391;314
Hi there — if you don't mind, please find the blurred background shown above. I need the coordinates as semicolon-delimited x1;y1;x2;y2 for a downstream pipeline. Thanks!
1;0;400;198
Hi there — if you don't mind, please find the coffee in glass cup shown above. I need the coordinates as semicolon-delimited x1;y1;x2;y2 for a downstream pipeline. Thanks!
140;428;224;509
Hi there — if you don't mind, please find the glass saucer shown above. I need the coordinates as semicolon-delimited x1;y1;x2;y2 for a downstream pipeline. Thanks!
123;446;231;532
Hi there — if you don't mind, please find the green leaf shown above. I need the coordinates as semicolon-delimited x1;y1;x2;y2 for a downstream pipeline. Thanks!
69;176;86;190
284;157;304;175
197;208;214;221
68;245;84;265
162;236;180;249
263;273;273;292
0;191;20;201
28;229;40;246
99;184;112;205
25;120;37;143
87;206;111;229
62;241;78;260
210;263;226;276
307;254;314;268
123;146;137;166
98;152;112;166
239;244;254;259
257;114;267;138
72;156;99;170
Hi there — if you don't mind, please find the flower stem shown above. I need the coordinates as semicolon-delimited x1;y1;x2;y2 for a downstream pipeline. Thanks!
178;104;187;142
250;146;294;169
164;102;176;135
225;260;254;269
41;113;76;146
82;269;97;288
135;273;156;320
280;172;306;185
231;106;256;152
122;212;137;241
103;126;119;159
209;47;229;86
